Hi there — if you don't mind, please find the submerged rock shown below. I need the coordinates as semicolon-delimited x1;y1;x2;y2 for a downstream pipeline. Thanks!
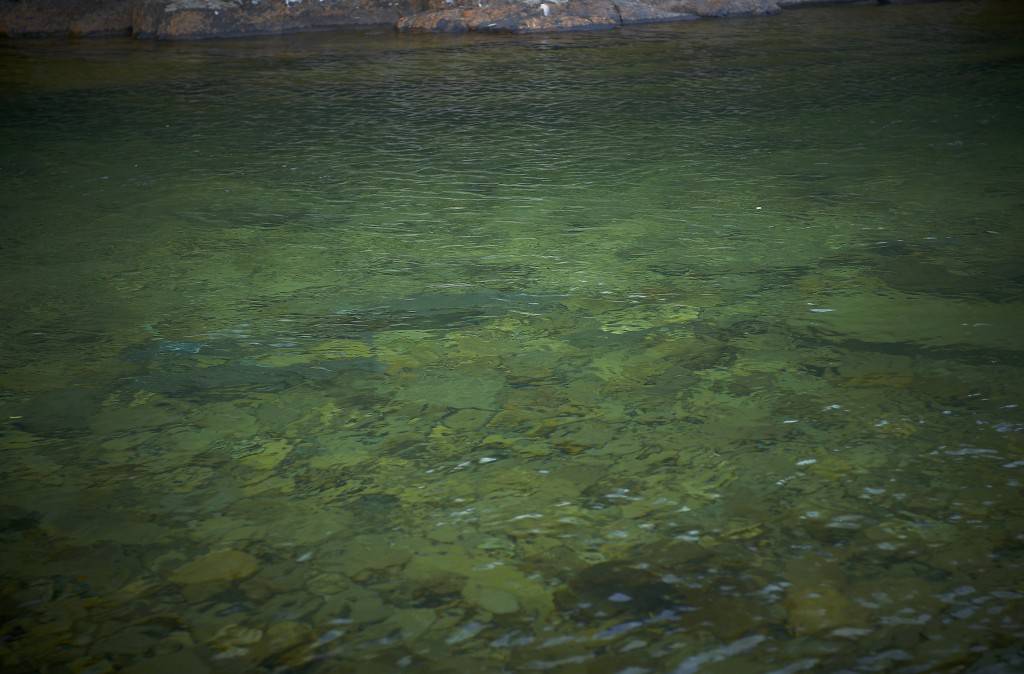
169;549;260;585
208;623;264;655
120;649;210;674
252;621;314;663
556;560;681;617
389;608;438;641
784;584;868;636
14;387;105;436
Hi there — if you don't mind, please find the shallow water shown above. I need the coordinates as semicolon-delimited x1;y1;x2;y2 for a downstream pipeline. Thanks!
2;2;1024;672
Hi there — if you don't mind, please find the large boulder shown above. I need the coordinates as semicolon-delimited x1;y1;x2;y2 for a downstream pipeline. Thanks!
396;0;700;33
0;0;133;36
0;0;885;38
131;0;415;39
615;0;698;25
639;0;780;18
396;0;621;34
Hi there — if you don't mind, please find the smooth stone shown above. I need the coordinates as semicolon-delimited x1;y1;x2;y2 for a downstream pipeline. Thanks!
252;621;313;662
784;585;868;636
168;549;259;585
391;608;437;641
208;623;263;653
468;586;520;614
333;534;412;575
307;573;349;596
349;591;392;624
461;567;553;618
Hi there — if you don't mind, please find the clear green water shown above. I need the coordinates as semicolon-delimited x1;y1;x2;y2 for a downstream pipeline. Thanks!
2;2;1024;672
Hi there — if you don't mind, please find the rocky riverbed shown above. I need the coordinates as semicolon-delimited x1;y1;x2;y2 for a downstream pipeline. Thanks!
1;0;905;38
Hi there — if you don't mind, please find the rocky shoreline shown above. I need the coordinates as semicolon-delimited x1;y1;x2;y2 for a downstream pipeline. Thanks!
0;0;916;39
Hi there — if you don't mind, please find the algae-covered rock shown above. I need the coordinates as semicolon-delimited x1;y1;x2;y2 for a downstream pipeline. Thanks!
307;572;349;596
253;339;372;368
404;550;480;585
445;408;495;432
341;587;393;623
375;330;446;373
783;557;868;636
208;623;263;655
390;608;438;641
238;438;292;471
150;465;215;494
462;567;554;618
402;548;552;618
464;584;521;614
169;549;259;585
252;621;313;662
807;292;1024;353
312;339;373;359
94;623;163;656
120;649;210;674
599;303;700;334
784;584;868;636
548;420;617;455
333;534;413;576
395;369;505;410
68;656;116;674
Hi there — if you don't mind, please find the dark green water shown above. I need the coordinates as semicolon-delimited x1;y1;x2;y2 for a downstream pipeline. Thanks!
2;2;1024;672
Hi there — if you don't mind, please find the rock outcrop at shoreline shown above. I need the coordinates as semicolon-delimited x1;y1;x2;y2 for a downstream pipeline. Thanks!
0;0;908;39
0;0;133;36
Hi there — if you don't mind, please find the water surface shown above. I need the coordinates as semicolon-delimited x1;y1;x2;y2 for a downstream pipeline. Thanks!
2;2;1024;672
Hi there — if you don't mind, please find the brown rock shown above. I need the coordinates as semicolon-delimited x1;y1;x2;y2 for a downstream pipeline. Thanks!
397;0;774;31
616;0;698;24
0;0;889;40
131;0;416;39
0;0;132;37
396;0;621;34
643;0;780;16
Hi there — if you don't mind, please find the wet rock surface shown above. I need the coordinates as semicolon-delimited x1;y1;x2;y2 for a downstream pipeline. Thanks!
130;0;415;39
396;0;624;34
1;0;886;38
